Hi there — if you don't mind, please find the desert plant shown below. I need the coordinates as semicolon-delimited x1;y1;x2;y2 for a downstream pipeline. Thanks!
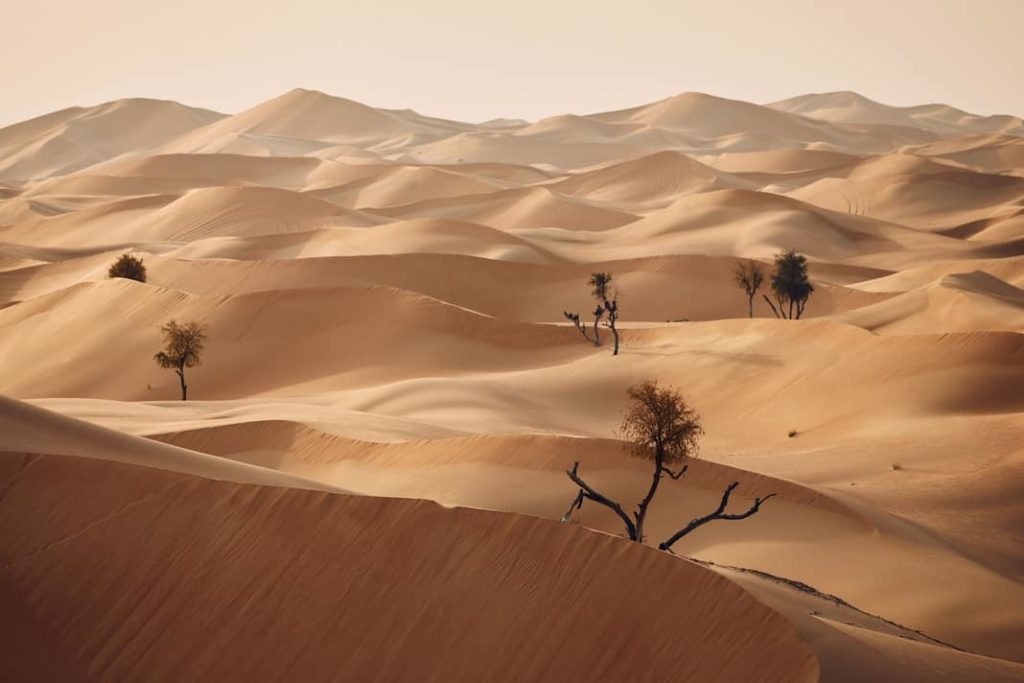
154;320;207;400
588;272;612;347
562;380;774;549
590;272;620;355
108;253;147;282
763;249;813;319
732;260;765;318
564;272;621;353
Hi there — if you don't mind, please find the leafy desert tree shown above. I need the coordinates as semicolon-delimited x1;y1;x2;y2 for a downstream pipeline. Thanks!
108;253;147;283
732;260;765;318
563;380;774;549
763;249;813;320
154;320;207;401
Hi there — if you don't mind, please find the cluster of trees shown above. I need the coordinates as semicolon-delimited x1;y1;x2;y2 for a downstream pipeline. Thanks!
733;249;814;320
563;380;774;550
564;272;620;355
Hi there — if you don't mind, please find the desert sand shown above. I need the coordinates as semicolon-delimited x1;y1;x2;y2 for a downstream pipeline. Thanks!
1;88;1023;681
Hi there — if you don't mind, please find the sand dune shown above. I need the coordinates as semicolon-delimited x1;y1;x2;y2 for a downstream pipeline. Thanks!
789;160;1024;233
547;150;751;209
835;271;1024;334
0;395;332;488
2;88;1023;680
374;186;640;230
0;453;821;682
771;91;1024;138
0;98;224;182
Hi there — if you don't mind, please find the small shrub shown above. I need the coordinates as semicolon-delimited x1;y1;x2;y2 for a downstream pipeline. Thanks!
109;253;147;282
891;463;902;471
788;429;798;438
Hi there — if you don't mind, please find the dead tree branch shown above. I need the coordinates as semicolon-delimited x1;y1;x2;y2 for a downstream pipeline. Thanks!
658;482;775;551
660;464;688;480
565;461;637;539
560;489;585;522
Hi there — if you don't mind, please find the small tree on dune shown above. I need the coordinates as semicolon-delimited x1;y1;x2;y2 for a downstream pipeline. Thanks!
564;272;621;354
154;320;207;401
588;272;617;354
732;260;765;318
763;249;813;320
108;253;147;283
562;380;775;550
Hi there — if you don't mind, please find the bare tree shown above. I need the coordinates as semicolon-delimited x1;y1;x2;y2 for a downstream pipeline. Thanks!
154;320;207;400
763;249;814;320
563;272;621;354
590;272;620;355
732;261;764;318
108;253;147;283
563;380;774;549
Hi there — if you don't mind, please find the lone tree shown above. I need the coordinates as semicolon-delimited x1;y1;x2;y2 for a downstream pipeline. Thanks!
588;272;621;355
565;272;621;354
108;253;147;283
763;249;813;320
562;380;774;551
154;320;207;401
732;260;765;318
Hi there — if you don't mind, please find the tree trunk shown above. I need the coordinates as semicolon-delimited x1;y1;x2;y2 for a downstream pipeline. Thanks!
177;368;188;401
633;450;664;542
747;293;754;318
610;322;619;355
592;315;602;346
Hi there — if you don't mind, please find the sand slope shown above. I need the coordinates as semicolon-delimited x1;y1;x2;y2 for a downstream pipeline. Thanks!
0;453;819;682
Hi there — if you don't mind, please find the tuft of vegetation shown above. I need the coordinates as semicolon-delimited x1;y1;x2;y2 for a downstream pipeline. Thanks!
788;429;798;438
732;260;765;318
891;463;903;471
763;249;814;320
108;253;147;282
562;380;774;551
154;320;207;401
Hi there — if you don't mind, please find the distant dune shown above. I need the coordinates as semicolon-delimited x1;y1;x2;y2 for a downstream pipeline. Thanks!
1;88;1023;681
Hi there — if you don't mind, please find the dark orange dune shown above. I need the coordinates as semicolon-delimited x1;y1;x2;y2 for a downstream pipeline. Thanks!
0;453;817;682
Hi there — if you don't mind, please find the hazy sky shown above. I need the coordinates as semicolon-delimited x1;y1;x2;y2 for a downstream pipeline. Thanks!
2;0;1021;126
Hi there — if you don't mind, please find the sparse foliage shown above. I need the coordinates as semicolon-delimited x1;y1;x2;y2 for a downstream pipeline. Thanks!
763;249;813;319
563;381;774;549
108;253;147;283
732;261;765;318
589;272;612;302
154;320;207;400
